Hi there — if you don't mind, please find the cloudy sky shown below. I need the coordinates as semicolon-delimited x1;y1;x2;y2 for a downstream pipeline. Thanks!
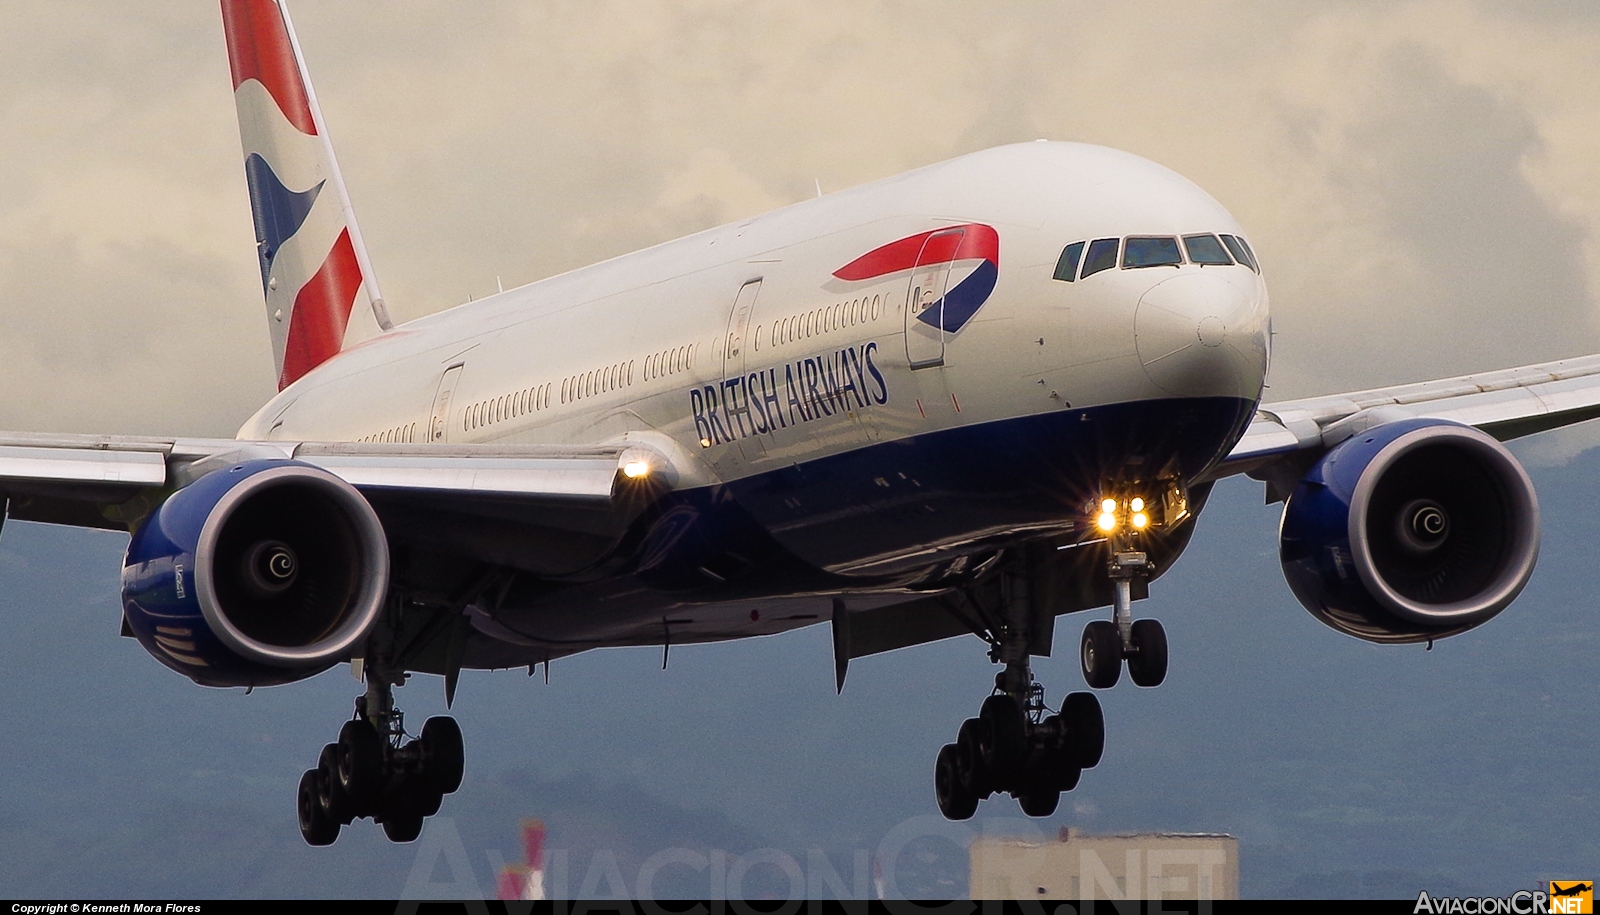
6;0;1600;445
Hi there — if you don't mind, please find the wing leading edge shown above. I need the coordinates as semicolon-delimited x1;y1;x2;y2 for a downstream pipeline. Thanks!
0;431;676;534
1210;351;1600;499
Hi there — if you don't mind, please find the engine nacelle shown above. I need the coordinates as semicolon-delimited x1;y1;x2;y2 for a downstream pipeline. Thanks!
1279;418;1539;643
122;460;390;687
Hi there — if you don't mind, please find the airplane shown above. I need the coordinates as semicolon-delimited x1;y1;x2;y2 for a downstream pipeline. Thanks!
3;0;1598;847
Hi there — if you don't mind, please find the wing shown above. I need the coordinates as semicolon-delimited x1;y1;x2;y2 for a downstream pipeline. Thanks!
0;431;684;578
1209;352;1600;499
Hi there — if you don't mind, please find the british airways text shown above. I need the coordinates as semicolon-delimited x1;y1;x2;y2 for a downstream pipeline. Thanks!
692;341;888;447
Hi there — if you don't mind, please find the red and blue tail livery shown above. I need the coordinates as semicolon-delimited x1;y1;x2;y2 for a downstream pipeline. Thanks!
222;0;386;390
834;223;1000;333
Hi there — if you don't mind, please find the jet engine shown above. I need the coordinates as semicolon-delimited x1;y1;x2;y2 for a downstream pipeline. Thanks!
121;460;389;687
1278;418;1539;643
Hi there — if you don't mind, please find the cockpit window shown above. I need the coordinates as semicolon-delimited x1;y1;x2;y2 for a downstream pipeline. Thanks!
1122;236;1182;268
1220;234;1258;273
1080;237;1120;278
1237;236;1260;272
1053;241;1085;282
1182;234;1233;266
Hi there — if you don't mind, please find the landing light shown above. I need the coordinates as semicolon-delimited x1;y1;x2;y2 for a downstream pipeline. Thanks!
1131;497;1145;512
623;461;651;479
1101;498;1117;514
1097;512;1117;532
1132;512;1149;530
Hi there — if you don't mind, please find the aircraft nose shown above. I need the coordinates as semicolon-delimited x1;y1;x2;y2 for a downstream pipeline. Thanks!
1134;272;1267;399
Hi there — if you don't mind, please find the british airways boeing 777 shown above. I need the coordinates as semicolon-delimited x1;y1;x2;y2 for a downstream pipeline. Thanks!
3;1;1594;844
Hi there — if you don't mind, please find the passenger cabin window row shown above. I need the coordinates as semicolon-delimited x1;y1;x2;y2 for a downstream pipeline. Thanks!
464;382;555;433
761;294;883;352
1052;233;1259;282
644;344;697;382
560;359;634;407
359;422;420;444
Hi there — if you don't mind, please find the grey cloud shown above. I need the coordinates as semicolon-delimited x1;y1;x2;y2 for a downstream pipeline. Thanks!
3;1;1600;445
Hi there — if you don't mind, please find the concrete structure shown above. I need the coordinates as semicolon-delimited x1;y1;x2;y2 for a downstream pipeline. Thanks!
970;829;1239;901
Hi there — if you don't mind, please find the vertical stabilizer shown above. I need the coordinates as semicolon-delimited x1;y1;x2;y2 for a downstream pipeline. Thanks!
221;0;393;391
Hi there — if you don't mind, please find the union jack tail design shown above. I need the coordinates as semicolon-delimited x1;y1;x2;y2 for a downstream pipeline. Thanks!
221;0;392;390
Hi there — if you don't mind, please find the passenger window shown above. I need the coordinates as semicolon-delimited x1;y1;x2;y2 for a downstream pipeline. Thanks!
1081;238;1119;278
1220;234;1258;273
1182;234;1233;266
1053;242;1085;282
1123;236;1182;268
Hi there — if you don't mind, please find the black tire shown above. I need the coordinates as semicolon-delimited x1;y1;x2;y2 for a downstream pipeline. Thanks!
934;744;978;821
317;744;354;824
955;717;991;798
297;769;338;846
1080;620;1122;689
416;784;445;818
1127;619;1168;687
338;719;385;812
382;801;425;843
1063;692;1105;769
1039;715;1083;792
420;717;465;795
978;694;1026;788
1016;786;1060;818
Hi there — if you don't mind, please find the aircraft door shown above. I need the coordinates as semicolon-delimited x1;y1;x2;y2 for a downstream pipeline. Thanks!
722;278;762;382
904;228;964;368
428;363;464;443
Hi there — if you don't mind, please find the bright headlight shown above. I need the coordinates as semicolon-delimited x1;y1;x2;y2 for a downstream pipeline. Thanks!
1101;498;1117;514
1097;512;1117;532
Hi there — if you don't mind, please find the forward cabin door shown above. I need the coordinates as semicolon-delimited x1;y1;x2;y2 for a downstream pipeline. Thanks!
718;278;764;464
428;363;464;443
904;228;964;369
723;278;762;383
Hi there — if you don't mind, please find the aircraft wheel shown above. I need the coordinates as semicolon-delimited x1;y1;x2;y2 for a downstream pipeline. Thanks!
1016;785;1060;818
1127;619;1168;687
297;769;338;846
420;716;465;794
978;694;1026;787
1062;692;1105;769
317;743;354;824
381;798;426;843
1039;715;1083;792
1081;621;1122;689
338;719;385;811
955;717;991;798
935;743;978;821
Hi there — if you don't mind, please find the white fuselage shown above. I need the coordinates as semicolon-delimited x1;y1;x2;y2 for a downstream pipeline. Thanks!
242;143;1269;507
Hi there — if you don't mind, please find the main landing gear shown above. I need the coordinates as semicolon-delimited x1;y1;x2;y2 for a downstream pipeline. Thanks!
935;663;1105;820
296;677;465;846
1080;549;1168;690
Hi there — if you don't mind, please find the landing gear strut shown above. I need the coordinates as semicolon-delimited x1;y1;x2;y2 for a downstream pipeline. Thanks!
1080;549;1168;689
297;675;465;846
933;552;1106;820
935;659;1104;820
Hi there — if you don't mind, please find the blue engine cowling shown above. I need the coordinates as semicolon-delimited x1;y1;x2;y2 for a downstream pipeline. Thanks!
1279;418;1540;644
121;459;390;687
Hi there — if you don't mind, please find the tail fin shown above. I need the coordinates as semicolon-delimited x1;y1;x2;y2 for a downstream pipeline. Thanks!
221;0;393;391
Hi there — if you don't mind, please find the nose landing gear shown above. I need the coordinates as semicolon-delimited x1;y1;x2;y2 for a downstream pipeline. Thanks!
296;675;465;846
1080;549;1168;689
